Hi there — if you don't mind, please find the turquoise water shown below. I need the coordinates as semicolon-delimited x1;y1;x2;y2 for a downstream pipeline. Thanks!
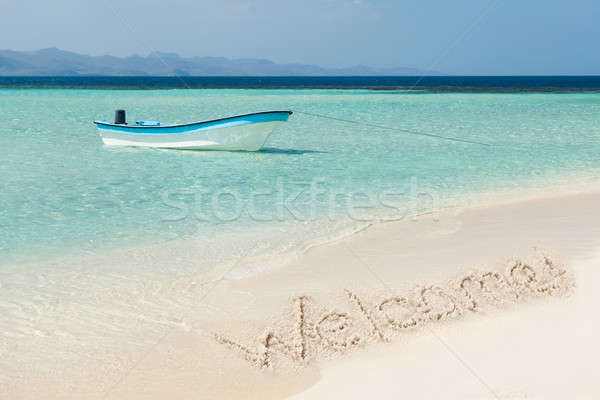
2;89;600;267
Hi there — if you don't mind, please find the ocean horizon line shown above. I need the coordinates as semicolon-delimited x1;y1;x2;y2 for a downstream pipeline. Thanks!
2;75;600;91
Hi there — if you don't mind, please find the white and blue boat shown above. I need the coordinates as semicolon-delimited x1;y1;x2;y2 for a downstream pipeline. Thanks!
94;110;292;151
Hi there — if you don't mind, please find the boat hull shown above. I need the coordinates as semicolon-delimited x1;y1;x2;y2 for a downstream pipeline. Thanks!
94;111;292;151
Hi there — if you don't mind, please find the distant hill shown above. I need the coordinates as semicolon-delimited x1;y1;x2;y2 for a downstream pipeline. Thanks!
0;48;440;76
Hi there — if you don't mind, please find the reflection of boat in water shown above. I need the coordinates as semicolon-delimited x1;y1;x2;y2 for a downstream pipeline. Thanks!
93;110;293;151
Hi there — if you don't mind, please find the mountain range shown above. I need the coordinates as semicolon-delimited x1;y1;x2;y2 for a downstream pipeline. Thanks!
0;48;438;76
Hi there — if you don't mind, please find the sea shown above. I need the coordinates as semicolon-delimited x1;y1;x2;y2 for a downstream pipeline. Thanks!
1;76;600;274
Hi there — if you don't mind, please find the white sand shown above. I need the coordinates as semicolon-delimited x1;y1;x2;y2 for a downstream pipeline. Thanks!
2;191;600;399
291;254;598;399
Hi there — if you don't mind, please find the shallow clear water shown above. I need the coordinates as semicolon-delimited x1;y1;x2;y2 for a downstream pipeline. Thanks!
1;89;600;267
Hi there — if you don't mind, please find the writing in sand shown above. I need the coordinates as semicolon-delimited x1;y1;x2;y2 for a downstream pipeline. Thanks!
214;254;574;369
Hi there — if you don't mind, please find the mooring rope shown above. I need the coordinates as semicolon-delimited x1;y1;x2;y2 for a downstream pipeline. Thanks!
293;110;493;147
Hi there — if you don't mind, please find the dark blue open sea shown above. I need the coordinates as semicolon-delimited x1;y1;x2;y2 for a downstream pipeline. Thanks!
1;75;600;90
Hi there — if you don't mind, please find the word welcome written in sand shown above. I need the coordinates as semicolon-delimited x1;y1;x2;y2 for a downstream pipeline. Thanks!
214;255;573;368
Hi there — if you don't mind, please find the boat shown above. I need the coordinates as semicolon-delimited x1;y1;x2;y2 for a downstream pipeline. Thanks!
93;110;293;151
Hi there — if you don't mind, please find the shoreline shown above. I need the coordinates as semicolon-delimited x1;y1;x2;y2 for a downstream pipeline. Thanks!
4;172;600;279
2;187;600;398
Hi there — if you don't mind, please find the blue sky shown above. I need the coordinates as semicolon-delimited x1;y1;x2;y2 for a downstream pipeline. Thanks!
0;0;598;74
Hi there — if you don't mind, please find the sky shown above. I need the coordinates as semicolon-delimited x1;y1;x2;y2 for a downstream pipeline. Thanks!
0;0;598;75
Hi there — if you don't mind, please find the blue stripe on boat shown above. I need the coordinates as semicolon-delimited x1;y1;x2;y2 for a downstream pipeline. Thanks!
94;111;292;135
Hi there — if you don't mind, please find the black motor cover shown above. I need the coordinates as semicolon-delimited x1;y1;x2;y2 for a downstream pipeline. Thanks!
114;109;126;124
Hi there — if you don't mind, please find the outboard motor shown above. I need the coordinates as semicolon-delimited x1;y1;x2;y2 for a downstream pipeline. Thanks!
114;109;127;125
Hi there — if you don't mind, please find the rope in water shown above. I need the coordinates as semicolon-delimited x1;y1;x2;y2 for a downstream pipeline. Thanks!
293;110;493;147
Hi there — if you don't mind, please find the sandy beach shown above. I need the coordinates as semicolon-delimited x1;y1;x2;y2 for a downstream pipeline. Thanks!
2;189;598;399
